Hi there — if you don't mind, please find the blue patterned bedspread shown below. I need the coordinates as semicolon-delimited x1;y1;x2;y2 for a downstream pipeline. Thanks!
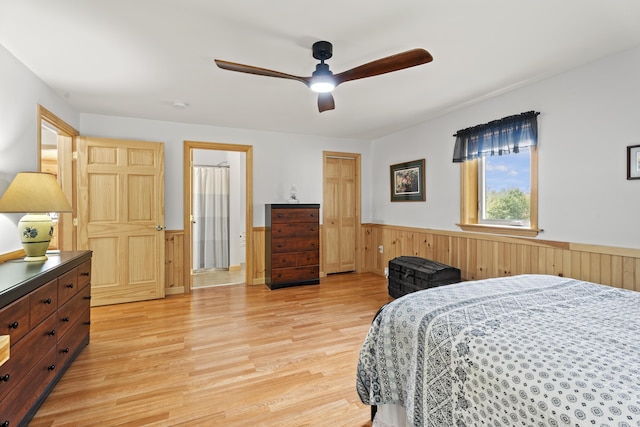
356;274;640;426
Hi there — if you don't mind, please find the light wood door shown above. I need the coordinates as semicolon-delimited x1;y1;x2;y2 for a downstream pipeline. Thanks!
323;156;357;274
77;137;165;306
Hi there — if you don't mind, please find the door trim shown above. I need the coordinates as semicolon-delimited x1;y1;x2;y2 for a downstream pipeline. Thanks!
322;151;362;273
183;141;254;292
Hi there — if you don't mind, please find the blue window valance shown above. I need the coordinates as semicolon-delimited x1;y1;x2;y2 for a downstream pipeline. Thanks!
452;111;539;163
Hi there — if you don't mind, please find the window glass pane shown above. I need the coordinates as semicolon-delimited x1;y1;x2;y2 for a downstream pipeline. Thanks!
479;150;530;225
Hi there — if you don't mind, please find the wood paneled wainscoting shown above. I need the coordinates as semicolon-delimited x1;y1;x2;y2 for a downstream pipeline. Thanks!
165;230;185;295
164;225;640;293
362;224;640;291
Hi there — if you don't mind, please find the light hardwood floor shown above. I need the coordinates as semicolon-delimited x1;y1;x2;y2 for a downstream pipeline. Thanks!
30;272;390;426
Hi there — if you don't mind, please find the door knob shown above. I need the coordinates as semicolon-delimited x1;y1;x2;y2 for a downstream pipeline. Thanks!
156;225;164;231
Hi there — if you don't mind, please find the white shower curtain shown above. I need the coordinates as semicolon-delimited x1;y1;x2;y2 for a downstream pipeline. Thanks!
193;166;230;271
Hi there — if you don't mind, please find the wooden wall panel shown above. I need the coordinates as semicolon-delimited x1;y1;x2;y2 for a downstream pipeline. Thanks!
363;224;640;291
165;230;184;295
161;224;640;294
252;227;266;284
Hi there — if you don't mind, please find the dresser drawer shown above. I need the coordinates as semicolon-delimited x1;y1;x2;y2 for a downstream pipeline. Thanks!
0;345;57;427
296;251;319;266
271;223;319;238
57;308;90;370
57;284;91;339
30;278;58;326
272;237;319;253
0;314;57;402
271;253;297;269
271;208;319;223
272;266;319;284
77;259;92;289
57;267;79;306
0;294;30;345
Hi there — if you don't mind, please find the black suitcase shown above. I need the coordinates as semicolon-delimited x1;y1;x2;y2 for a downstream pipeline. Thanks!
388;256;461;298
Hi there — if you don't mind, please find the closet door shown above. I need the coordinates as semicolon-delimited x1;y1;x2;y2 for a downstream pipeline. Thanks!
323;156;357;274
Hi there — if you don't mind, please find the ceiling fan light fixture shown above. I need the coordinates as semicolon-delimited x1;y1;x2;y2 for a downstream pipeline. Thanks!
310;63;335;93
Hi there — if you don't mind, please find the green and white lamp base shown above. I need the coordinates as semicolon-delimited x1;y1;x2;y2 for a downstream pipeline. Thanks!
18;213;54;261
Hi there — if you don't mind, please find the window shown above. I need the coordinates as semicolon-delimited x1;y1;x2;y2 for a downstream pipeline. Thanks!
479;149;531;226
453;111;540;237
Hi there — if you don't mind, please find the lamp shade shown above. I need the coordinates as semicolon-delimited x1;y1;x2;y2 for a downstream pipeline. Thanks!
0;172;72;262
0;172;72;213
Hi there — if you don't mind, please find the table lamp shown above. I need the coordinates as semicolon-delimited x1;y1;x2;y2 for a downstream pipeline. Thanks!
0;172;73;261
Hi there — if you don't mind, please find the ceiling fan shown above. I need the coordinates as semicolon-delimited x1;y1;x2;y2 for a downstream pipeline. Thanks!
215;41;433;113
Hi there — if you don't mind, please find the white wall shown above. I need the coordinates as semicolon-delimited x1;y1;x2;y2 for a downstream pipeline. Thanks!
0;44;80;253
371;46;640;250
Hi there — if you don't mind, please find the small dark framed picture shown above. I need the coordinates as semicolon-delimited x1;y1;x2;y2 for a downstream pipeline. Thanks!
390;159;426;202
628;144;640;180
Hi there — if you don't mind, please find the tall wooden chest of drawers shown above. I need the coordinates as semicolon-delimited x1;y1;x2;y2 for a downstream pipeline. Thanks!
265;204;320;289
0;250;92;426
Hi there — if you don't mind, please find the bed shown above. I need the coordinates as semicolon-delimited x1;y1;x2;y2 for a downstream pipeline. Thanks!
356;274;640;427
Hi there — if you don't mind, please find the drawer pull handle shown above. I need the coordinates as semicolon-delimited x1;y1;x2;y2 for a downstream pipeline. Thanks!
62;317;70;322
8;321;18;329
48;364;56;371
44;298;52;304
310;227;315;231
62;347;70;354
81;272;90;276
85;321;92;326
84;295;92;300
1;420;9;427
49;330;56;336
0;374;9;382
66;283;74;288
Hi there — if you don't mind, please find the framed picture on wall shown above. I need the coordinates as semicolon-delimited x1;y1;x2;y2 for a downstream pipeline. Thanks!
628;144;640;180
390;159;426;202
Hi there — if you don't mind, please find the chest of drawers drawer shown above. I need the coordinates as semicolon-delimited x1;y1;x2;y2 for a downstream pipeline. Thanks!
0;294;30;344
271;223;319;238
57;307;90;369
271;237;319;253
271;266;319;283
57;267;78;306
30;278;58;327
271;208;319;223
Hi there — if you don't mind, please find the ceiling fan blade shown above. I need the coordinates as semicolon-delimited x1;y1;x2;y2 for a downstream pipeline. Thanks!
215;59;310;86
318;92;335;113
333;48;433;86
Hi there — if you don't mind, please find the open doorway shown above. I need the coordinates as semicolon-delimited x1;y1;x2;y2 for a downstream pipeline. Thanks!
192;151;243;287
37;105;78;251
183;141;253;291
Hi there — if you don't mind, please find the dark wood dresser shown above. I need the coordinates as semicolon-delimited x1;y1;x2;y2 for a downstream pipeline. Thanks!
0;250;92;426
265;204;320;289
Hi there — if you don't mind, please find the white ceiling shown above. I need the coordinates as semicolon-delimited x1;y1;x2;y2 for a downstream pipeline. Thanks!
1;1;640;140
